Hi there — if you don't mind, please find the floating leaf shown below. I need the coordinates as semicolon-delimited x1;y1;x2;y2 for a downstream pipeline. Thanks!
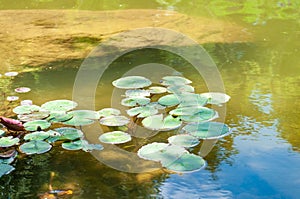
179;110;218;123
62;140;83;151
13;105;41;115
112;76;152;89
0;130;5;137
167;84;195;94
125;89;151;97
148;86;167;94
0;163;15;178
147;102;166;110
47;112;73;123
121;97;150;107
168;134;200;148
0;136;19;147
183;122;230;139
20;100;33;106
41;100;78;112
4;72;18;77
0;150;17;163
160;76;192;86
177;93;208;107
99;131;131;144
6;96;19;101
14;87;31;93
98;108;121;118
126;106;158;118
163;153;206;173
62;117;94;126
158;94;180;107
99;116;130;127
24;120;51;131
199;92;231;104
24;131;50;141
19;140;52;155
142;114;182;131
137;142;187;163
54;127;84;141
81;140;103;152
18;111;50;122
68;110;100;120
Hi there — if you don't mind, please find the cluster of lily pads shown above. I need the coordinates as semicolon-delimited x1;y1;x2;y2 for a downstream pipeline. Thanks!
0;75;231;177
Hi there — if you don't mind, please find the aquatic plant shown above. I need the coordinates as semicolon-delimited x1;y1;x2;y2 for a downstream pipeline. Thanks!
0;75;231;178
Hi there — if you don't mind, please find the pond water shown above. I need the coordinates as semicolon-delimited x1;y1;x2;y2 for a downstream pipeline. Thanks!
0;1;300;199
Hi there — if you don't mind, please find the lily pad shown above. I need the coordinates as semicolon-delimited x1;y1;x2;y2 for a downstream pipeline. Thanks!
148;86;167;94
4;72;18;77
142;114;182;131
99;116;130;127
62;140;83;151
19;140;52;155
62;117;94;126
14;87;31;93
13;105;41;115
125;89;151;97
98;108;121;118
68;110;100;120
163;153;206;173
167;84;195;94
160;76;192;86
126;105;158;118
183;122;230;139
158;94;180;107
121;97;150;107
137;142;187;163
47;112;73;123
81;140;103;152
18;111;50;122
0;163;15;178
99;131;131;144
112;76;152;89
0;150;17;163
6;96;19;101
0;130;5;137
167;134;200;148
199;92;231;104
177;93;208;107
41;100;78;112
0;136;20;147
24;120;51;131
179;110;218;123
24;131;50;141
54;127;84;141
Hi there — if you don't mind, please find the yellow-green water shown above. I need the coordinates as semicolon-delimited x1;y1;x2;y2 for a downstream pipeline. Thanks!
0;1;300;198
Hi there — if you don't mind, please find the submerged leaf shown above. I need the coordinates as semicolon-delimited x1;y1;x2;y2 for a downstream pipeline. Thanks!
99;116;130;127
19;140;52;155
99;131;131;144
183;122;230;139
24;120;51;131
112;76;152;89
41;100;78;112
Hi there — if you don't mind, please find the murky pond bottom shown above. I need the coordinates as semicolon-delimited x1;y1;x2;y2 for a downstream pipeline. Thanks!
0;3;300;199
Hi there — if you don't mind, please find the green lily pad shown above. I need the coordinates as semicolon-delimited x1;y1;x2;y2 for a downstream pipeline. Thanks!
62;140;83;150
24;120;51;131
68;110;100;120
41;100;78;112
19;140;52;155
24;131;50;141
47;112;73;123
99;131;131;144
125;89;151;97
147;102;166;110
158;94;180;107
54;127;84;141
148;86;167;94
177;93;208;107
161;76;192;86
112;76;152;89
121;97;150;107
137;142;187;163
98;108;121;118
99;116;130;127
126;105;158;118
179;110;218;123
167;84;195;94
62;116;94;126
183;122;230;139
142;114;182;131
0;136;20;147
199;92;231;104
0;163;15;178
163;153;206;173
167;134;200;148
0;130;5;137
13;105;40;115
18;111;50;122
